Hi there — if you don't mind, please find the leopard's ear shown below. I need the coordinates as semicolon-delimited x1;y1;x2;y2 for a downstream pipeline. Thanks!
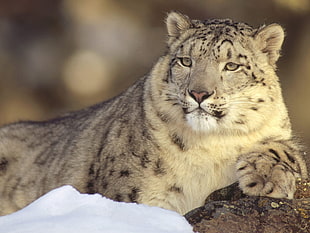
166;12;192;42
255;24;285;67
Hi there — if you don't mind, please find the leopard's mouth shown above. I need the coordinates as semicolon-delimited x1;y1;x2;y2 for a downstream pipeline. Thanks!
182;107;225;119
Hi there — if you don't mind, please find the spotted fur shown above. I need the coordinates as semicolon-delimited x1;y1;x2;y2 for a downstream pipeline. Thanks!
0;12;308;215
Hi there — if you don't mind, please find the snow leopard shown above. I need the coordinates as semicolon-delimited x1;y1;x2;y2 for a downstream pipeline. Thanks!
0;12;308;215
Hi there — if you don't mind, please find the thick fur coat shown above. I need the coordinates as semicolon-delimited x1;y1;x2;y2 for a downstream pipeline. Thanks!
0;12;308;215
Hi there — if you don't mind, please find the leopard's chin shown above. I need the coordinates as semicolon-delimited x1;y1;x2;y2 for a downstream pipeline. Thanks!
185;110;219;132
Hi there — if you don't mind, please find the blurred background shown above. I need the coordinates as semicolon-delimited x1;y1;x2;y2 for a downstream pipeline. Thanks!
0;0;309;150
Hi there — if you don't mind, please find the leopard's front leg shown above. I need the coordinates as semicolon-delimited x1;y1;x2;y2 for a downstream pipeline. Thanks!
236;139;308;199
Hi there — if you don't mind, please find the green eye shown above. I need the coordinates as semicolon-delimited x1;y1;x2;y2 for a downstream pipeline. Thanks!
224;62;240;71
178;57;192;67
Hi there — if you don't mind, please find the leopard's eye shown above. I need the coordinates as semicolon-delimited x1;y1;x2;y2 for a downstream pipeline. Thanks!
224;62;240;71
178;57;192;67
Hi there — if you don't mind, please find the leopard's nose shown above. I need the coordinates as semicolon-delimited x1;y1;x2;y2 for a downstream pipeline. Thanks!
188;89;214;104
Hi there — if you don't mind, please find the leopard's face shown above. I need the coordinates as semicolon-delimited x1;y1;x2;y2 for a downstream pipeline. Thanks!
161;13;284;135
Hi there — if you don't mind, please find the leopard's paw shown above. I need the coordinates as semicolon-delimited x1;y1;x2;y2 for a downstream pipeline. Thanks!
236;153;298;199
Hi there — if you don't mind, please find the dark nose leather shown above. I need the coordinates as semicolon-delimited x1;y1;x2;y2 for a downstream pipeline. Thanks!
188;90;214;104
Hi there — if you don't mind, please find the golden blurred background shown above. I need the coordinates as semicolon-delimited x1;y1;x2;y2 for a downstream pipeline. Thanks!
0;0;309;148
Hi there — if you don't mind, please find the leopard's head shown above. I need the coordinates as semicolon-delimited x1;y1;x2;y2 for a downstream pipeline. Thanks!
153;12;286;135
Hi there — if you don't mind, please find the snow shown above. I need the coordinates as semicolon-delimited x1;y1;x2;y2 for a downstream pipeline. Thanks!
0;186;194;233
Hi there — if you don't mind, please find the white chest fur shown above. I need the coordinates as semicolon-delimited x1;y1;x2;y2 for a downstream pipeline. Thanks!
165;140;239;213
142;129;258;214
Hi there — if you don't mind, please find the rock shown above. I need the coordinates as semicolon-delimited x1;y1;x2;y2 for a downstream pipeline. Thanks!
295;178;310;199
204;182;246;203
185;179;310;233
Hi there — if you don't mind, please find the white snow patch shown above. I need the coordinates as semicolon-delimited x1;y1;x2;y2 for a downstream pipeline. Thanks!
0;186;194;233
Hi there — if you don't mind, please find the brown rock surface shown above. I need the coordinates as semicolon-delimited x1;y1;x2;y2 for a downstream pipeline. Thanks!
185;179;310;233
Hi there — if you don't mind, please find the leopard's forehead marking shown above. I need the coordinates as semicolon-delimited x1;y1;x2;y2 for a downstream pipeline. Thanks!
175;19;257;58
192;19;255;38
